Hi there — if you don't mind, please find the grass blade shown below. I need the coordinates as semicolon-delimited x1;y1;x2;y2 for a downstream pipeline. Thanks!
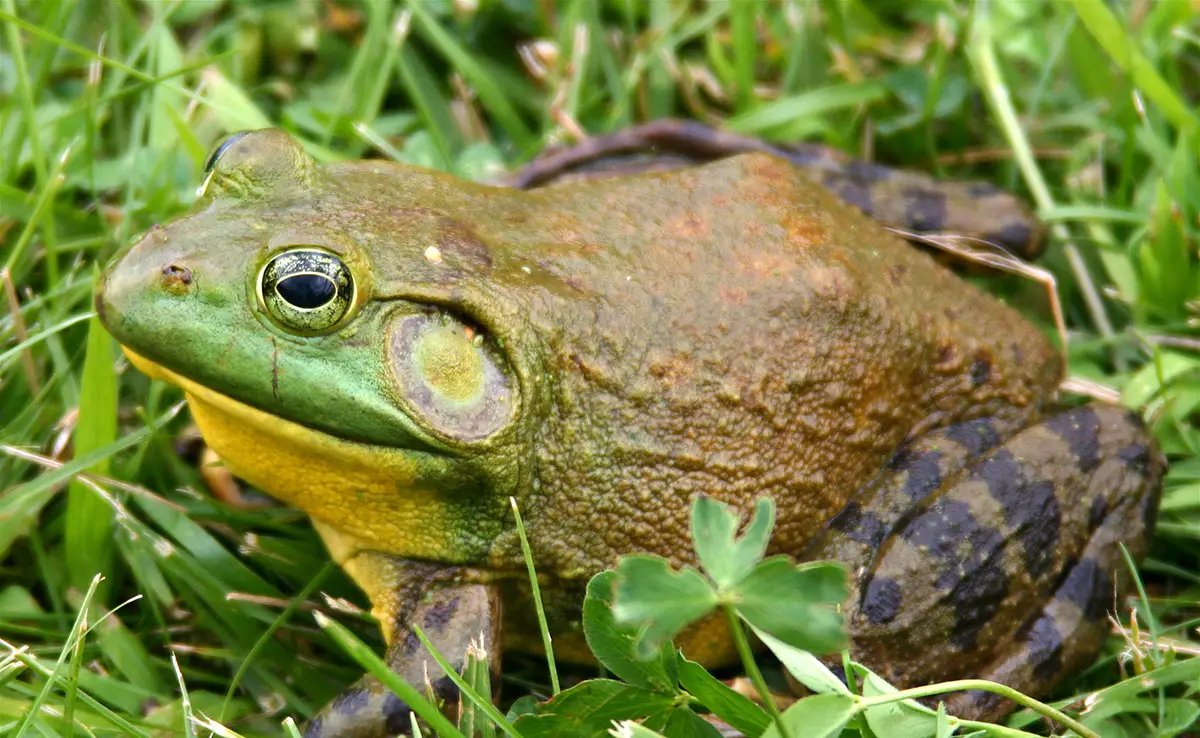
64;306;118;597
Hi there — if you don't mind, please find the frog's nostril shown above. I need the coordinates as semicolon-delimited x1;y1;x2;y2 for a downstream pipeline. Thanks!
162;264;193;293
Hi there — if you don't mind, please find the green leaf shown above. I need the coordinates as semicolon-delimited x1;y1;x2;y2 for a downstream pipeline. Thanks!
691;496;774;589
1068;0;1196;133
1122;350;1194;407
936;701;954;738
65;310;118;596
861;669;938;738
1086;657;1200;712
514;679;676;738
677;655;770;736
583;571;678;692
657;705;724;738
761;693;858;738
728;81;888;138
751;627;849;696
612;556;718;658
734;558;848;654
505;695;539;722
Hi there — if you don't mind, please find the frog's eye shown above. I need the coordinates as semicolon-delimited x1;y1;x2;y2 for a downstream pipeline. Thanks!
388;313;517;442
205;132;248;173
257;249;355;334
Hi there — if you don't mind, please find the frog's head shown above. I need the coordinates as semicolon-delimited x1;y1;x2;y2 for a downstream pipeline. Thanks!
96;129;533;564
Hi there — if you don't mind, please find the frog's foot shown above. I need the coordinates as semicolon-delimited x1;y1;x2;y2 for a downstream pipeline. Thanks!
304;581;502;738
807;405;1164;722
508;118;1046;260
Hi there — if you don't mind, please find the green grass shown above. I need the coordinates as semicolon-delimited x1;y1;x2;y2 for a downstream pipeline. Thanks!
1;1;1198;736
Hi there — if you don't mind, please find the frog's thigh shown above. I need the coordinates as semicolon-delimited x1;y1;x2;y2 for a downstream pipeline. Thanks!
304;579;502;738
841;406;1162;720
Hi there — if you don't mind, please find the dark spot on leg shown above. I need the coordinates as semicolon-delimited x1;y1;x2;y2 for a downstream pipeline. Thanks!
402;630;422;656
969;358;992;387
780;145;829;167
944;307;960;320
905;499;1003;566
976;451;1061;579
975;449;1022;500
959;688;1008;718
946;549;1010;651
831;502;887;547
1025;617;1065;684
1142;489;1161;535
983;221;1034;252
1018;483;1061;579
945;419;1001;456
1059;557;1112;621
888;264;908;286
822;172;873;216
903;188;948;231
328;687;371;717
432;674;461;703
302;716;325;738
966;182;1002;197
901;499;1010;649
423;597;460;633
1010;342;1024;364
383;692;413;734
1118;443;1151;474
1125;409;1147;429
845;160;894;182
898;450;943;503
1045;407;1101;473
861;576;903;625
1088;495;1108;531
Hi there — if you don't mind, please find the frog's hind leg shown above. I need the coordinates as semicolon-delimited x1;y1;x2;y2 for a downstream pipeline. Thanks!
941;477;1158;721
806;406;1163;722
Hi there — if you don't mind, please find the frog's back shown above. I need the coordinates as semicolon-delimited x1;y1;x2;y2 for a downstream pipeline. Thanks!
495;153;1061;575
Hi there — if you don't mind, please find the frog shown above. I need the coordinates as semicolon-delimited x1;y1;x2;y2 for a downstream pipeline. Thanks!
95;120;1164;737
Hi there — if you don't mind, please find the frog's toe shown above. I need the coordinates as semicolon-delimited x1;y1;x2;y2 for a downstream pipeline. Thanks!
841;405;1163;720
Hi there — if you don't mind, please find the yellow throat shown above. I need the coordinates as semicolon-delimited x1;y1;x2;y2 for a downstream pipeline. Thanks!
121;347;478;565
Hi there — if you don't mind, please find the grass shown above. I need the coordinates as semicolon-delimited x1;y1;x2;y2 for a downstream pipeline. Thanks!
1;0;1198;736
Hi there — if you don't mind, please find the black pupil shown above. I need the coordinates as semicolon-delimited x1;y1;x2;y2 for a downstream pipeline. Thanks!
277;273;336;309
205;132;247;172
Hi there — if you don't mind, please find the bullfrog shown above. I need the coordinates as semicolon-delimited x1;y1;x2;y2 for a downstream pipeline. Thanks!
95;121;1164;737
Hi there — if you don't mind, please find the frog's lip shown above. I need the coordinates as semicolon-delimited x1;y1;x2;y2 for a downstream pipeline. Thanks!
121;347;442;458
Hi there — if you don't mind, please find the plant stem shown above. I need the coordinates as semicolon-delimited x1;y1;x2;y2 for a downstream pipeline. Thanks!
860;678;1099;738
967;0;1118;365
721;603;790;738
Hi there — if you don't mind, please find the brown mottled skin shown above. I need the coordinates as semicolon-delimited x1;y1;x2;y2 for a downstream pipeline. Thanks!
95;122;1163;738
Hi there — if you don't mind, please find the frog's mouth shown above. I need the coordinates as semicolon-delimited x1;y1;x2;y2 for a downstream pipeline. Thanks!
122;347;496;563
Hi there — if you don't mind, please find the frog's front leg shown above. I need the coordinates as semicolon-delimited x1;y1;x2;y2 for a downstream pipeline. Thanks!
806;405;1164;721
304;557;502;738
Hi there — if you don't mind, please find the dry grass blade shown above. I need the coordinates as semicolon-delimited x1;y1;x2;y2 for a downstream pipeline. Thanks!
888;227;1069;377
